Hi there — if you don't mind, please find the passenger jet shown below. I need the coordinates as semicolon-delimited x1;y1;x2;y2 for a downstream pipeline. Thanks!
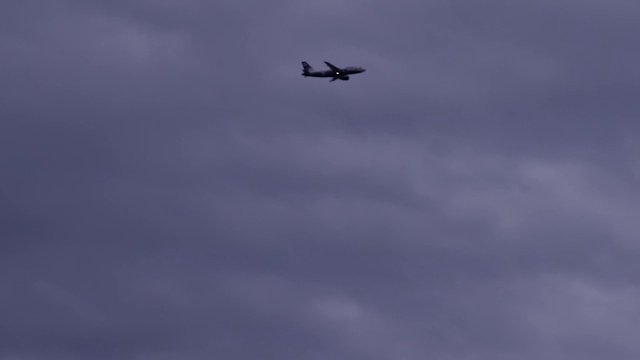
301;61;366;82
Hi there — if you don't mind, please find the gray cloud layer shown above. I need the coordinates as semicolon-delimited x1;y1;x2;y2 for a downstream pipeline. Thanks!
2;0;639;359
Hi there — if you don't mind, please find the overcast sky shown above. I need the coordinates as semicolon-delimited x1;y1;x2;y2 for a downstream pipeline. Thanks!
1;0;640;359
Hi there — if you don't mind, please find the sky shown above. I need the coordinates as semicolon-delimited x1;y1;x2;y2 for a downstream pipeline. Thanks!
1;0;640;359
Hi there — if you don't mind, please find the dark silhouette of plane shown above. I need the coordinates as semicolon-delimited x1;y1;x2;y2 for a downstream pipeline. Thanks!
301;61;366;82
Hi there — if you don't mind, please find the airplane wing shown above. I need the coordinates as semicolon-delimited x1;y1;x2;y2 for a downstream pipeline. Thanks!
324;61;341;72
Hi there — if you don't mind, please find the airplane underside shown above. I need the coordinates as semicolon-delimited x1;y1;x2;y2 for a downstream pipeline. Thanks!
331;75;349;81
301;74;350;81
301;61;365;82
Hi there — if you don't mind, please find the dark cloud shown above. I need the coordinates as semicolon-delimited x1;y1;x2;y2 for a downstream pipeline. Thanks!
1;0;639;359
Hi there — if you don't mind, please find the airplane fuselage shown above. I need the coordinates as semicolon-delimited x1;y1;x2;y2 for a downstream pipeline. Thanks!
301;61;366;81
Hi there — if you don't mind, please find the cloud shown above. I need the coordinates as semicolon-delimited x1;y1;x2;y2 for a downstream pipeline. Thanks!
523;273;640;358
1;0;639;359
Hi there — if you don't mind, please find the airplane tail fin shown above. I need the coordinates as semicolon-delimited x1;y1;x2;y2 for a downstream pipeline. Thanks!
301;61;313;75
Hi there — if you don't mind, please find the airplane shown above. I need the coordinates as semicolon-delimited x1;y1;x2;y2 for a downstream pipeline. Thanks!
301;61;366;82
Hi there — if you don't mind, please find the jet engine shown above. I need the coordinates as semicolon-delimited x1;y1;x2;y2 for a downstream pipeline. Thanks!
340;76;350;80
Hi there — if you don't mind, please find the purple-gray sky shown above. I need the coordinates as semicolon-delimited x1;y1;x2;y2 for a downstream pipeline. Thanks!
2;0;640;359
